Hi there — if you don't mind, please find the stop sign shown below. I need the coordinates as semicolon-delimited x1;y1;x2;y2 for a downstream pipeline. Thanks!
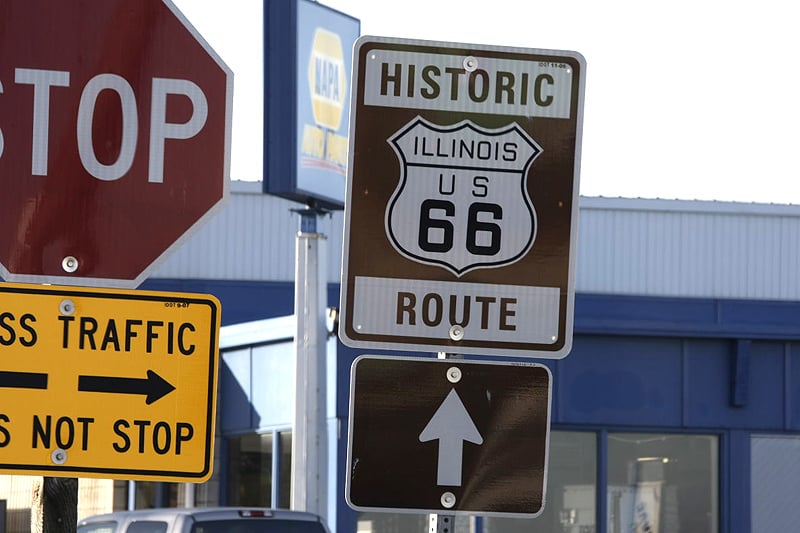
0;0;232;288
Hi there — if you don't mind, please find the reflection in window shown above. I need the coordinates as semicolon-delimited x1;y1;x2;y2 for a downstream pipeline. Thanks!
134;482;178;509
356;514;471;533
227;433;274;506
127;522;168;533
191;519;327;533
353;431;717;533
77;522;117;533
607;433;718;533
279;431;293;509
226;431;293;508
356;513;426;533
484;431;597;533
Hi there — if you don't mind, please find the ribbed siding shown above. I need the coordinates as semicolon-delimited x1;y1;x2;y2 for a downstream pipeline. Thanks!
153;182;343;282
576;198;800;300
151;186;800;301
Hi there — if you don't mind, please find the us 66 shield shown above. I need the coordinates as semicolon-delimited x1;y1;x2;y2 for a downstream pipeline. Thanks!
339;36;586;359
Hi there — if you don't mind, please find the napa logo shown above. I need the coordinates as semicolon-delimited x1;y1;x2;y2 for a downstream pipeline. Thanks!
301;28;348;174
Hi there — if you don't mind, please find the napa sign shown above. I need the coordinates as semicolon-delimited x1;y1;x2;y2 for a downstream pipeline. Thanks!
264;0;359;209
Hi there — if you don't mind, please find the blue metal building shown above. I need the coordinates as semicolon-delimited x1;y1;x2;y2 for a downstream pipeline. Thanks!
136;183;800;533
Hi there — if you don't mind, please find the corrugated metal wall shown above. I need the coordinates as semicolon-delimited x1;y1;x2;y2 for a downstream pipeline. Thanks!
151;182;800;301
577;197;800;300
152;181;344;283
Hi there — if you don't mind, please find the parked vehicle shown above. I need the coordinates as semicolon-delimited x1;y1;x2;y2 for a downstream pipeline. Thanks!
77;507;330;533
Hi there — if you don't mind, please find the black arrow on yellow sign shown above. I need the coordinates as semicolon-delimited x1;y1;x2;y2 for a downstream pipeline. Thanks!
0;371;48;389
78;370;175;405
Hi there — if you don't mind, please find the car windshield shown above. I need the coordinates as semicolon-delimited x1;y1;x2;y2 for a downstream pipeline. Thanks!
77;522;117;533
77;521;169;533
190;520;326;533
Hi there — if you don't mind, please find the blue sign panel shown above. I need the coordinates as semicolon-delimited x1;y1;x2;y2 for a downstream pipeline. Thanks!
264;0;359;209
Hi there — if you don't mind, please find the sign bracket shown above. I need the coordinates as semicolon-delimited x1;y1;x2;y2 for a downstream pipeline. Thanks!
427;351;462;531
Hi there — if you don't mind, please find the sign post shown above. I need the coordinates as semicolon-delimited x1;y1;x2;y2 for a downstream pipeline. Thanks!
340;36;585;526
0;0;232;288
340;36;585;359
291;210;329;521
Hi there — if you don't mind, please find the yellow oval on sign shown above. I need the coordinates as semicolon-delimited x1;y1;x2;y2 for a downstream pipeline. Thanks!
307;28;347;130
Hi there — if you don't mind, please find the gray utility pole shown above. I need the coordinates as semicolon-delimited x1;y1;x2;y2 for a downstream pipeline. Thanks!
428;352;462;533
291;208;329;522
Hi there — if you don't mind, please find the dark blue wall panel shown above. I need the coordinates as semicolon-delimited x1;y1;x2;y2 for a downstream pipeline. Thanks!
147;279;800;435
685;339;785;430
556;335;684;427
141;278;340;326
789;342;800;430
220;351;258;433
148;279;800;533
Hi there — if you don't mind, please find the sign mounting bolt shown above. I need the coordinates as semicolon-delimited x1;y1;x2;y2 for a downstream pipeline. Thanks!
440;491;456;508
59;299;75;316
463;55;478;72
449;325;464;341
51;448;67;465
447;366;462;384
62;256;79;273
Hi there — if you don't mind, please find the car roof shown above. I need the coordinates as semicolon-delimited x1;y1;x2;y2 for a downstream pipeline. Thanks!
78;507;325;524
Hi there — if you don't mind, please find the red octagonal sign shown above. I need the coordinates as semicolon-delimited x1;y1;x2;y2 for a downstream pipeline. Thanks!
0;0;232;288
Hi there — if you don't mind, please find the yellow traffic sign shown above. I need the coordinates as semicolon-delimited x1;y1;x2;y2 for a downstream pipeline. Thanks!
0;282;220;482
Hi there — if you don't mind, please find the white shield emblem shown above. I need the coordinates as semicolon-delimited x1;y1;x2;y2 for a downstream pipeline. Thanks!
385;116;542;276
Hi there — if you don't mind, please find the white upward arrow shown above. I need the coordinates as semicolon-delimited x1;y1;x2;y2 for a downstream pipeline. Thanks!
419;388;484;486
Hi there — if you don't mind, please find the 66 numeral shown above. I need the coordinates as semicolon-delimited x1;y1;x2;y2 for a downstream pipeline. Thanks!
418;199;503;256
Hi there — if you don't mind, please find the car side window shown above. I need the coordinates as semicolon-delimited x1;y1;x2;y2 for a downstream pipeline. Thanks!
127;521;168;533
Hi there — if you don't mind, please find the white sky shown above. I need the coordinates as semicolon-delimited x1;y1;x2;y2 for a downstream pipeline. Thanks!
174;0;800;204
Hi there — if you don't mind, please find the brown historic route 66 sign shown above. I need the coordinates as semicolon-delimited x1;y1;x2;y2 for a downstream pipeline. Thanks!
339;36;586;359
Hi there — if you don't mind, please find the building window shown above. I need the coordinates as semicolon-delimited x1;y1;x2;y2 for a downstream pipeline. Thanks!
418;431;716;533
484;431;597;533
226;430;292;508
132;482;179;509
751;435;800;531
278;431;293;509
356;513;429;533
608;433;718;533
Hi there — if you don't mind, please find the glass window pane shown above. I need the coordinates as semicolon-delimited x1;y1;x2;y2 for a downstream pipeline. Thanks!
128;522;168;533
227;433;274;506
279;431;293;509
191;519;327;533
356;513;430;533
608;433;718;533
134;482;178;509
752;435;800;531
484;431;597;532
77;522;117;533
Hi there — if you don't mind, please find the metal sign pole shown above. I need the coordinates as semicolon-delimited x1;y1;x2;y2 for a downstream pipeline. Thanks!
428;351;461;533
291;208;329;521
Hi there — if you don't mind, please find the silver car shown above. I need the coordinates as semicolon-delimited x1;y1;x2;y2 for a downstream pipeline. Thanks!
76;507;330;533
